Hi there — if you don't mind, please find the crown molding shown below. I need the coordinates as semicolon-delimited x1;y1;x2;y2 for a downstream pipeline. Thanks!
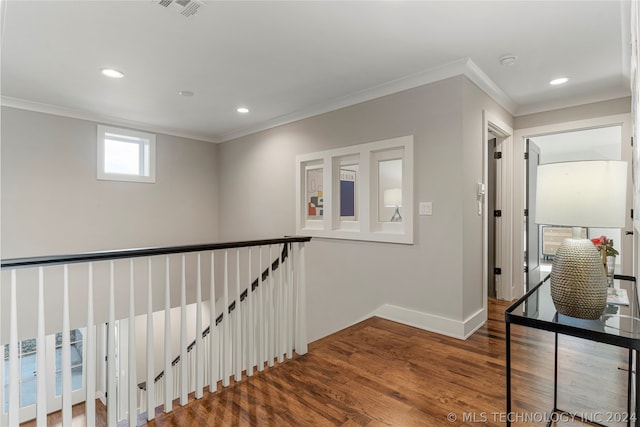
219;57;517;142
2;57;516;144
0;96;220;143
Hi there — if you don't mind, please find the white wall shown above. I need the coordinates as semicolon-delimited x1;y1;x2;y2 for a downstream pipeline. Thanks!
218;76;513;342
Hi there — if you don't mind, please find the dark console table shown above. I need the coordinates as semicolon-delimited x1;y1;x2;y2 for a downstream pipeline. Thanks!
505;274;639;426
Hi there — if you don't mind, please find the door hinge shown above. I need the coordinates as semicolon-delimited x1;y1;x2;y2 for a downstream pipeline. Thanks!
494;210;502;217
524;266;529;273
494;267;502;275
524;152;529;160
631;209;634;219
632;136;634;147
524;209;528;217
494;152;502;160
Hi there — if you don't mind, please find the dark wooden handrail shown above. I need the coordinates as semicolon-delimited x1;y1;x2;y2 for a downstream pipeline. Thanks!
1;236;311;393
1;236;311;269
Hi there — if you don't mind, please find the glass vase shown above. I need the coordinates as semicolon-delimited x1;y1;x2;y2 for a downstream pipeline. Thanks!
606;255;616;287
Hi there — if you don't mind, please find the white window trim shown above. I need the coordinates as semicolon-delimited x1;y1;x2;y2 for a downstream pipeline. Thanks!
97;125;156;183
296;135;414;244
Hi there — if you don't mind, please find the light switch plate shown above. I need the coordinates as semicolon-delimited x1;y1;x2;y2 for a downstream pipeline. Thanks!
419;202;432;216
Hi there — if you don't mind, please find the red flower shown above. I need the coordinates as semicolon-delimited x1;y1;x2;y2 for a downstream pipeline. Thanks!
591;236;605;246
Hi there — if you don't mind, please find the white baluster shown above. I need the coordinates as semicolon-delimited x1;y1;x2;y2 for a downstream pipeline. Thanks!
8;270;19;426
247;248;254;377
0;271;3;427
268;245;275;367
128;259;137;426
235;249;242;381
36;267;48;424
209;251;219;391
86;263;96;426
287;243;294;359
108;261;117;426
146;258;155;420
296;242;308;355
180;255;188;405
62;265;72;427
258;247;265;372
278;244;285;363
223;251;230;387
195;253;204;399
164;256;173;413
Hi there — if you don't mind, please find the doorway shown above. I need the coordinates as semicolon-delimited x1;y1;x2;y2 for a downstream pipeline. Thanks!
524;125;629;294
483;114;513;303
487;137;497;298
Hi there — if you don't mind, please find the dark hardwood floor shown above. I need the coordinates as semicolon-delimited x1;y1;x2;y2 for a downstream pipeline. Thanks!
23;299;628;426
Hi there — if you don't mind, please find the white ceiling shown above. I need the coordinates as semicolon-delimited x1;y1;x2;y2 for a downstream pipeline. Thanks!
0;1;632;143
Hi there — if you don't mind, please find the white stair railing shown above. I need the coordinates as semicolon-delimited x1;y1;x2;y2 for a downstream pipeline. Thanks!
0;237;310;426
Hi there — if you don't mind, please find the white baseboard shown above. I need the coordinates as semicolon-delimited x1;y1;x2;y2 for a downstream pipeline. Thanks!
97;390;106;406
371;304;487;340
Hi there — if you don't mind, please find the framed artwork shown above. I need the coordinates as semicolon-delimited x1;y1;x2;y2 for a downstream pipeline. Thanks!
306;168;323;219
339;168;356;219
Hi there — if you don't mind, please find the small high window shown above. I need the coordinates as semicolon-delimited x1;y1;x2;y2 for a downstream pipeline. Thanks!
97;125;156;183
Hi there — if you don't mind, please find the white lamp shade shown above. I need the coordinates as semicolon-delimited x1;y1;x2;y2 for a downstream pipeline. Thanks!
384;188;402;207
535;160;627;228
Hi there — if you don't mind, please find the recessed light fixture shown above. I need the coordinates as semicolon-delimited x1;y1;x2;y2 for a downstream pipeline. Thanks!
549;77;569;85
100;68;124;79
499;55;518;66
237;107;249;114
179;90;194;97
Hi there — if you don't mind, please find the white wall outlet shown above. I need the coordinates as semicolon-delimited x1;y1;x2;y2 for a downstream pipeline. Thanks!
419;202;432;216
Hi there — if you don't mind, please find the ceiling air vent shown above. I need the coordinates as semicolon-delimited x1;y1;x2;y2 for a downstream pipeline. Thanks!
157;0;204;18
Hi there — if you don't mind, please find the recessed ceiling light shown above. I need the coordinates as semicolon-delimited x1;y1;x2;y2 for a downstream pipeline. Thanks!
549;77;569;85
499;55;518;66
100;68;124;79
237;107;249;114
179;90;194;97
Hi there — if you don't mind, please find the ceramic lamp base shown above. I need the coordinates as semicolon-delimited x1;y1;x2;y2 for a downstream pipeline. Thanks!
550;238;607;319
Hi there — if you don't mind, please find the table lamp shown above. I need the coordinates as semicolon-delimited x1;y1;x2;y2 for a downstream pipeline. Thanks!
384;188;402;222
535;160;627;319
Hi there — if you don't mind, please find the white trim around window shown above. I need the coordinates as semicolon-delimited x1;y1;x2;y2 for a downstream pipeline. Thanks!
97;125;156;183
296;135;414;244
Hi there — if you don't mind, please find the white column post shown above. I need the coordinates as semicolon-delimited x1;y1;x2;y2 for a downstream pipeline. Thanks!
163;256;173;413
8;270;20;426
108;261;117;426
209;251;219;390
258;247;265;372
128;259;138;426
235;249;242;381
222;251;230;387
86;263;96;426
179;255;188;405
36;267;48;424
296;242;308;355
267;245;275;367
247;248;254;377
146;257;155;420
62;265;72;427
195;253;204;399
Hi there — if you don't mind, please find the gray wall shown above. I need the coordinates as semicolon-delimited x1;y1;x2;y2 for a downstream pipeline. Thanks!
2;107;220;258
514;97;631;130
218;75;513;342
1;106;220;337
462;78;513;319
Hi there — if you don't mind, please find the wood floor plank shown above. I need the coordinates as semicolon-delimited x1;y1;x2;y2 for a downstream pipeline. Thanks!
21;298;629;426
